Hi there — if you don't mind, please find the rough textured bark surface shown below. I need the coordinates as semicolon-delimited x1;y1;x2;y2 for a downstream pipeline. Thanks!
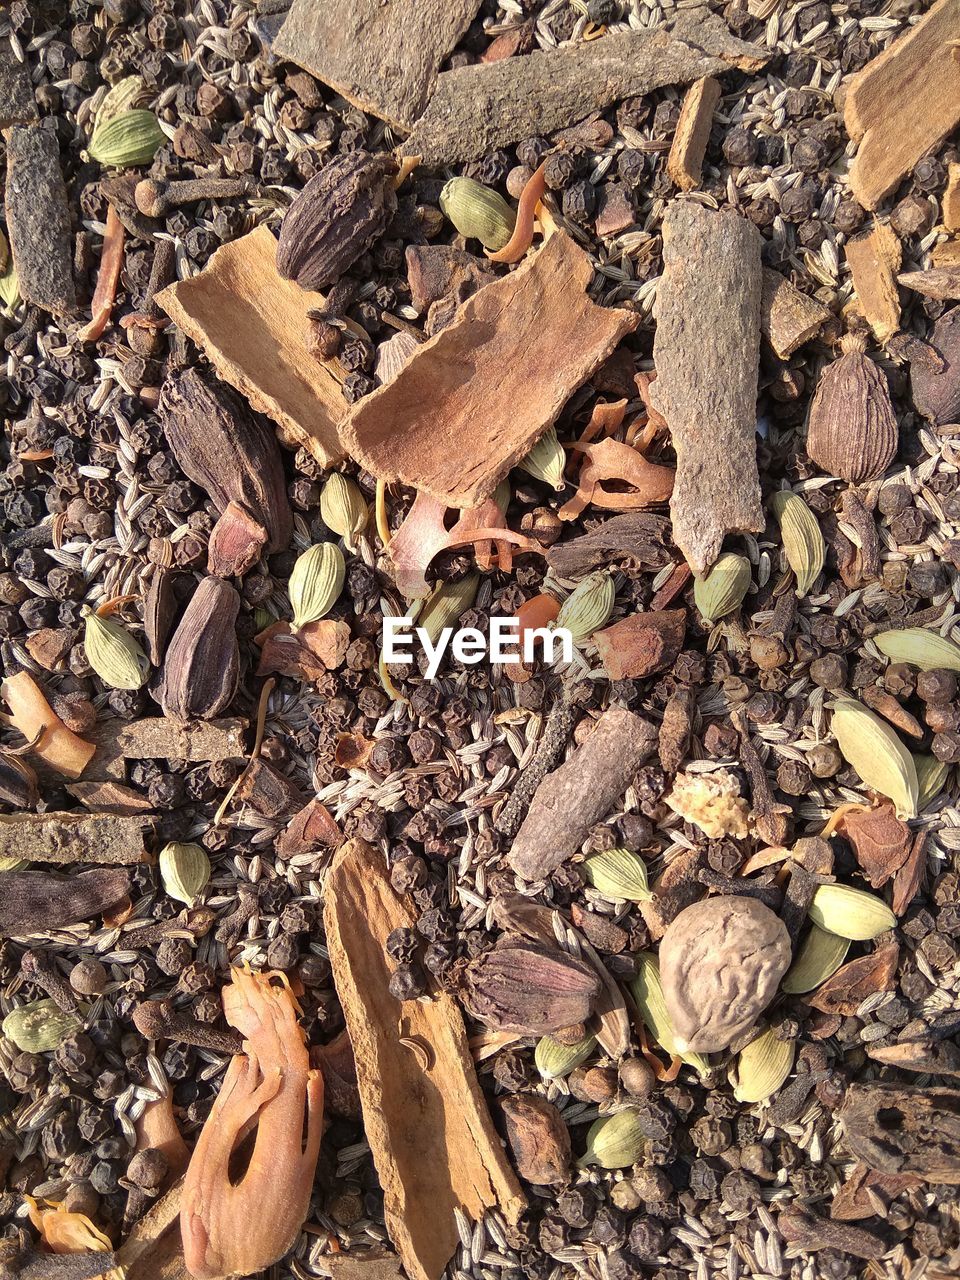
846;222;901;342
844;0;960;210
546;513;672;576
324;840;525;1280
273;0;481;130
508;706;657;880
650;202;763;574
0;45;38;128
84;718;246;781
4;125;76;313
344;232;637;508
157;226;346;466
0;812;154;864
840;1083;960;1182
402;11;765;165
760;268;832;358
116;1179;187;1280
666;76;720;191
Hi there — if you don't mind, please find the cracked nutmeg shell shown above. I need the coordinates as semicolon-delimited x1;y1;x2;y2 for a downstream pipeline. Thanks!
459;940;601;1034
659;896;792;1053
276;150;399;292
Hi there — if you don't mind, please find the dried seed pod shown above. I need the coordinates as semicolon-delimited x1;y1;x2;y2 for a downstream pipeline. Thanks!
659;896;792;1054
500;1095;571;1185
874;627;960;672
0;754;38;809
806;333;898;482
518;425;566;491
2;998;80;1052
534;1033;596;1080
319;474;368;550
288;542;346;632
807;883;897;941
583;848;652;902
556;571;616;646
86;110;165;168
629;952;710;1076
770;490;825;598
914;753;949;810
693;551;751;622
781;924;850;994
459;941;601;1034
830;697;918;818
159;368;293;554
276;150;398;291
439;177;516;251
159;842;211;906
731;1025;795;1104
417;573;480;646
83;610;150;690
577;1109;645;1169
0;867;131;934
912;305;960;425
158;577;240;722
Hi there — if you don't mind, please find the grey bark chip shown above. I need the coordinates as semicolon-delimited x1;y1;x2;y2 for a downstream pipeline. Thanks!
4;124;76;314
0;44;38;129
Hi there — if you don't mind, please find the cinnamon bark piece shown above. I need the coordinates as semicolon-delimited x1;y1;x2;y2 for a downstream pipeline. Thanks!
777;1210;887;1262
508;706;657;881
946;164;960;233
760;269;833;358
844;0;960;211
592;610;686;681
897;267;960;301
273;0;481;130
5;125;76;313
649;202;763;575
933;239;960;268
846;222;901;342
156;225;346;466
84;718;246;781
840;1083;960;1183
0;44;38;128
666;76;721;191
344;232;637;509
116;1178;187;1280
0;812;155;865
547;512;672;576
401;11;766;165
324;840;525;1280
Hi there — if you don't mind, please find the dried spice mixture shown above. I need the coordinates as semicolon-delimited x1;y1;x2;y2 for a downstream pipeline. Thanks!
2;1;960;1279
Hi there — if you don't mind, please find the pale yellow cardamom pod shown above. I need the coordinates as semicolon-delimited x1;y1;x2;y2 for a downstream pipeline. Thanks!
534;1034;596;1080
439;177;515;251
694;552;752;622
3;999;80;1053
808;883;897;941
519;426;567;491
629;952;710;1077
732;1025;795;1103
771;490;825;598
319;473;368;550
914;753;949;811
781;924;850;994
288;542;345;631
87;110;166;168
577;1109;645;1169
416;574;480;646
831;697;918;818
83;611;151;690
584;847;652;902
557;571;615;646
874;627;960;672
159;841;211;906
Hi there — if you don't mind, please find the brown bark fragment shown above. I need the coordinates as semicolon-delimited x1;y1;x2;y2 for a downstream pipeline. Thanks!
0;812;155;865
206;501;268;578
846;222;901;342
760;268;833;359
157;226;346;466
0;867;131;935
326;1252;405;1280
649;202;763;574
116;1178;187;1280
273;0;480;130
500;1096;571;1185
838;488;881;583
867;1040;960;1080
594;184;636;239
405;244;495;313
639;849;706;941
807;942;899;1016
844;0;960;210
323;840;525;1280
843;803;912;886
658;687;695;773
0;45;37;128
892;829;928;915
933;239;960;268
66;781;156;815
570;904;629;954
234;758;303;819
4;125;76;313
945;163;960;233
840;1082;960;1183
666;76;721;191
898;266;960;301
344;232;637;508
778;1209;887;1260
593;610;686;681
508;706;657;881
830;1162;922;1222
546;513;672;577
401;12;766;165
912;305;960;425
494;688;580;839
256;619;351;680
277;797;343;857
84;717;246;782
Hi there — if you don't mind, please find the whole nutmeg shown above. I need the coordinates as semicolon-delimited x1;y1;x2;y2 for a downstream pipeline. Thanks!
659;896;792;1053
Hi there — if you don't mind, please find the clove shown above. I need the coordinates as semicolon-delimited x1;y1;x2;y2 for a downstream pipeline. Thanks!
132;998;243;1055
121;906;215;950
134;177;249;219
20;949;78;1013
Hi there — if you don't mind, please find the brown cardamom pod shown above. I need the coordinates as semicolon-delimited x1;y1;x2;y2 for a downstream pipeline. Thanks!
458;941;601;1034
158;577;240;721
159;369;292;554
911;305;960;426
806;333;898;483
276;150;398;292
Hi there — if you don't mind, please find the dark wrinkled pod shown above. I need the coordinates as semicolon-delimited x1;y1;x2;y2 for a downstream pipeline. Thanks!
157;577;240;721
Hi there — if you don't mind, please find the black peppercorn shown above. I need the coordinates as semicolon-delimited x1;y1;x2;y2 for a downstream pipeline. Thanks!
387;962;426;1001
722;126;759;167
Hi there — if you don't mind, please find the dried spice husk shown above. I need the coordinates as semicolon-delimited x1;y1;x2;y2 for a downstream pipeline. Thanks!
915;753;949;810
782;924;850;994
26;1197;115;1259
459;941;601;1034
158;577;240;722
517;424;566;490
207;501;268;578
3;999;81;1052
276;150;398;291
78;203;125;344
83;609;150;690
694;551;751;622
0;867;130;934
159;367;293;554
578;1109;645;1169
534;1033;596;1080
277;797;342;857
500;1095;570;1185
806;333;898;482
731;1026;795;1104
1;671;96;779
770;489;825;597
559;437;675;521
439;177;515;251
842;803;913;887
256;619;351;680
0;752;38;808
874;626;960;672
181;969;323;1280
807;941;899;1015
593;609;686;682
629;952;710;1076
911;304;960;425
659;896;792;1053
808;883;897;940
840;1082;960;1184
830;697;918;818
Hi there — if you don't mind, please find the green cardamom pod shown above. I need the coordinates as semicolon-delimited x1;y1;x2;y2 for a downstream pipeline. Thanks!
87;109;166;168
95;75;147;128
417;573;479;646
0;227;8;275
781;923;850;994
518;426;566;491
771;490;825;598
732;1025;795;1103
808;883;897;941
831;697;918;818
577;1109;645;1169
693;552;752;623
320;473;368;550
0;857;29;872
83;610;151;690
159;841;211;906
289;541;345;631
874;627;960;673
556;571;616;646
914;752;949;811
629;952;710;1077
534;1033;596;1080
584;847;652;902
439;177;516;251
0;257;20;312
3;999;80;1053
